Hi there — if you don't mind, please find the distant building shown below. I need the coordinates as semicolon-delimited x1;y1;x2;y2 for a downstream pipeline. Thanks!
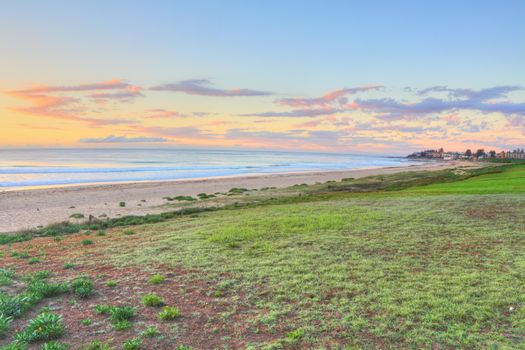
497;151;506;159
505;149;525;160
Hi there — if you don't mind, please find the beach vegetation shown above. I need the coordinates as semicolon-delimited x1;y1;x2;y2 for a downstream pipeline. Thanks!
158;306;180;321
71;276;94;298
141;294;164;307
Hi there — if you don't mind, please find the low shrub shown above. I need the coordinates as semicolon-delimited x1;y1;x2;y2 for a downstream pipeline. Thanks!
71;276;94;298
141;325;160;338
158;306;180;321
16;312;64;342
81;240;93;246
141;294;164;307
122;338;141;350
149;274;165;285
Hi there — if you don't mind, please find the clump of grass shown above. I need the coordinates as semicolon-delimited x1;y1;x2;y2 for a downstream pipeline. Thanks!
81;239;93;246
28;257;40;265
149;274;165;285
119;202;126;207
63;262;75;269
105;280;118;288
28;280;68;298
71;276;94;298
197;193;216;200
41;341;69;350
16;312;65;342
80;318;92;326
82;340;114;350
69;213;84;219
11;251;30;259
158;306;180;321
122;338;141;350
228;187;248;194
97;230;106;236
141;325;160;338
141;294;165;307
123;230;135;236
286;328;305;343
95;305;135;330
0;268;15;286
0;313;12;337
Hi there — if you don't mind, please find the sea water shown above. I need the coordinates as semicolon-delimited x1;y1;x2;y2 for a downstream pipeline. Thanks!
0;148;419;189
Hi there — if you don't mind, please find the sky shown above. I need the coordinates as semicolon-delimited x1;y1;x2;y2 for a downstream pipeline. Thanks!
0;0;524;154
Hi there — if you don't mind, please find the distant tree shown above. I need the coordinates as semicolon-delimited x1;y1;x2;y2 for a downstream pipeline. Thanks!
438;147;444;153
465;149;472;156
476;149;485;157
489;150;496;158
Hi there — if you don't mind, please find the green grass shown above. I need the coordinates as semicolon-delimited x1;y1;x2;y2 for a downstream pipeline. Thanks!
406;164;525;194
107;165;525;348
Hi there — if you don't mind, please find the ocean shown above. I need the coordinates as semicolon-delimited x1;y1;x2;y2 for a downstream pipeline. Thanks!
0;148;419;190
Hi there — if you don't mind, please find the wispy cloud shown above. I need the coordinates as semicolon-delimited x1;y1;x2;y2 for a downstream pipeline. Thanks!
79;135;167;143
150;79;272;97
238;107;340;118
11;79;130;94
276;86;383;107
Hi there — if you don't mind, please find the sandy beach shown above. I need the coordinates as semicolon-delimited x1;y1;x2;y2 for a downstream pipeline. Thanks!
0;161;477;233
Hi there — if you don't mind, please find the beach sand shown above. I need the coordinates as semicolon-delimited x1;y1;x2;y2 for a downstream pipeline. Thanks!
0;161;478;233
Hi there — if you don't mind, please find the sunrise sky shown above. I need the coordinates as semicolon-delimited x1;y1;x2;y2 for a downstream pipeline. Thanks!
1;0;524;154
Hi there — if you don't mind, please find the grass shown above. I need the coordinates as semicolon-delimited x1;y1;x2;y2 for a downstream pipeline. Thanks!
104;164;525;348
71;276;94;298
141;294;164;307
1;163;524;348
158;306;180;321
16;312;65;342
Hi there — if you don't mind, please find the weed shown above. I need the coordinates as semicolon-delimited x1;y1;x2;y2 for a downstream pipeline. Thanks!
28;281;68;298
63;262;75;269
0;313;12;337
16;312;64;342
81;239;93;246
123;230;135;235
119;202;126;207
97;230;106;236
80;318;92;326
149;274;165;285
71;276;94;298
286;328;305;343
141;294;165;307
28;257;40;265
113;320;132;331
158;306;180;321
69;213;84;219
0;342;28;350
122;338;141;350
81;340;114;350
105;280;118;288
141;325;160;338
41;342;69;350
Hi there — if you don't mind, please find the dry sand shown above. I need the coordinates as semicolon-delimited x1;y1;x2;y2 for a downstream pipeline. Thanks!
0;161;476;233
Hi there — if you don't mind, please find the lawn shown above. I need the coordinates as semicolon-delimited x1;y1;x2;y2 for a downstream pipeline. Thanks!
1;164;524;349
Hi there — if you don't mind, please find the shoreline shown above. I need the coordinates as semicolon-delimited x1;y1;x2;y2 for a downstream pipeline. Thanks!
0;160;476;233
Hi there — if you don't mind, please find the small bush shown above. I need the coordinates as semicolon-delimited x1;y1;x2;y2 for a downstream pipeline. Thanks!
17;312;65;342
158;306;180;321
28;257;40;265
113;320;131;331
141;325;160;338
119;202;126;207
41;342;69;350
71;276;94;298
122;338;141;350
69;213;84;219
141;294;165;307
28;281;68;298
286;328;305;343
0;313;12;337
81;240;93;246
105;280;118;288
149;274;165;285
82;340;114;350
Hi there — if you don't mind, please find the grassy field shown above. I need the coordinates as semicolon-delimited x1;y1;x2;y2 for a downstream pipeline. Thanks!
1;164;524;349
